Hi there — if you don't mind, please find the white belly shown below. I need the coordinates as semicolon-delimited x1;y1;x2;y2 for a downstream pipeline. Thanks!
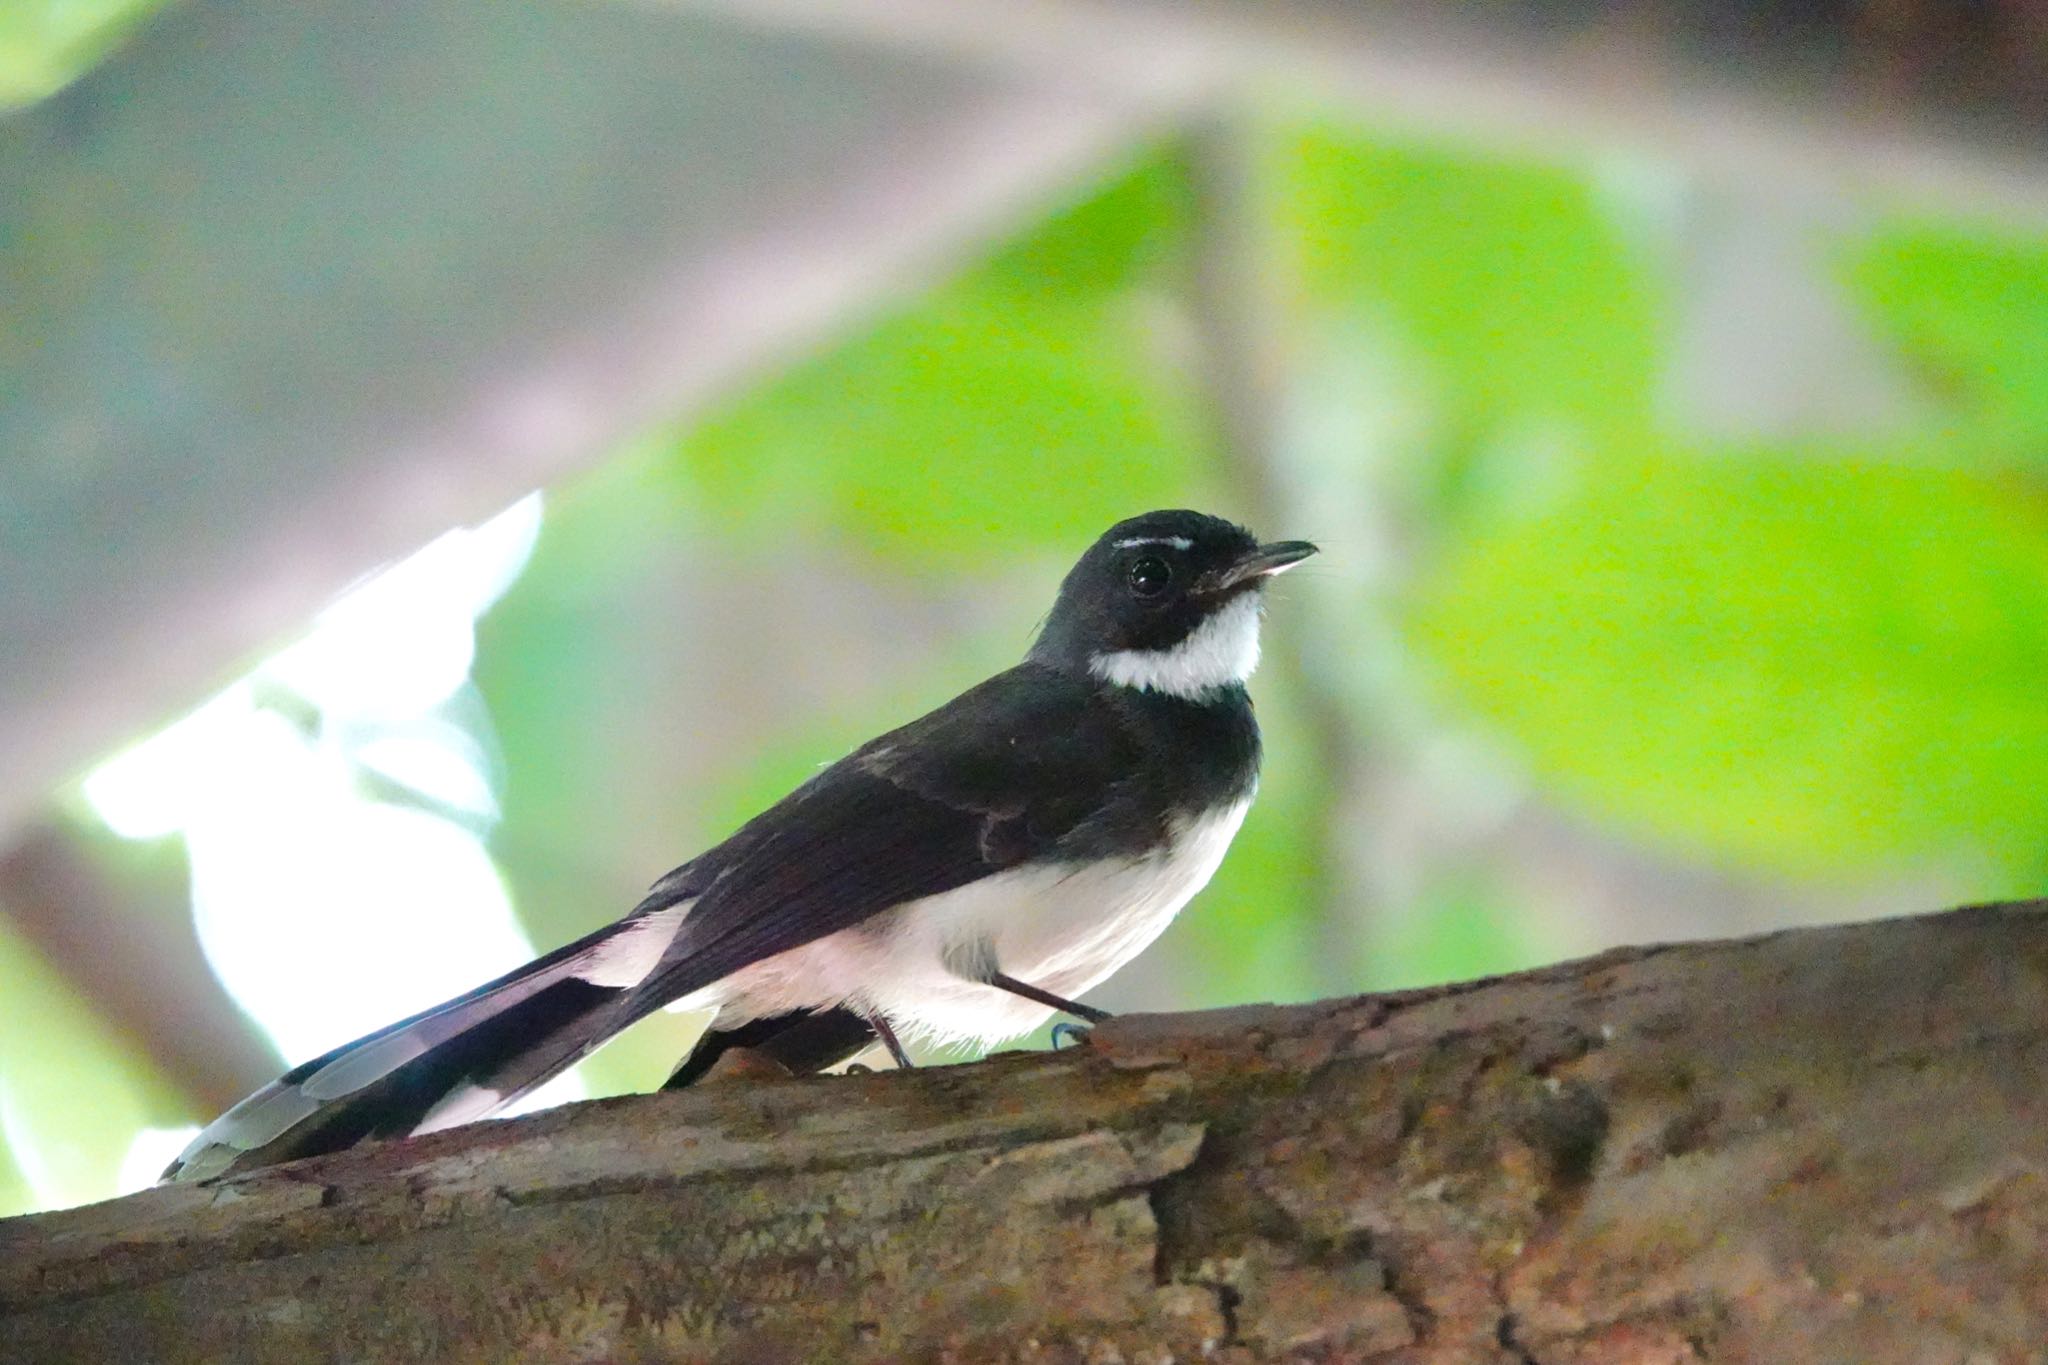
696;795;1253;1048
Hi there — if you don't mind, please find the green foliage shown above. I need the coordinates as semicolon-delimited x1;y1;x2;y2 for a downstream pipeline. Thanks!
982;151;1195;296
1365;879;1534;991
0;0;167;108
1266;121;2048;891
0;917;182;1215
1273;123;1663;450
1413;448;2048;885
1845;223;2048;457
672;148;1213;567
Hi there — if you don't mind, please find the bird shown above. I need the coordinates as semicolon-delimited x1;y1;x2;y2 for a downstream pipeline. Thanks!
162;509;1317;1183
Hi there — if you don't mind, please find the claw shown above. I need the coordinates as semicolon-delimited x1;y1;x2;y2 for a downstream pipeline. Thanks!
694;1046;796;1086
1049;1021;1094;1051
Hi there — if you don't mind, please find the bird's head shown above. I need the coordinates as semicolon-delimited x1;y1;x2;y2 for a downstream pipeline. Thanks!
1028;509;1317;698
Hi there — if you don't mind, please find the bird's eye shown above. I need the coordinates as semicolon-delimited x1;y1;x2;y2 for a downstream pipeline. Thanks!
1128;555;1172;599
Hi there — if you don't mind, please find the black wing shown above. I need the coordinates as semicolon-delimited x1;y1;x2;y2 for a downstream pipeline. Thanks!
621;662;1143;1013
161;662;1138;1181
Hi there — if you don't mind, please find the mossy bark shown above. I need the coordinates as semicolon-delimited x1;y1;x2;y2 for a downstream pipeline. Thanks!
7;903;2048;1363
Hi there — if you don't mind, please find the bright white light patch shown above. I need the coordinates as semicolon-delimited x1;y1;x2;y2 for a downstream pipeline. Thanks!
501;1069;588;1120
119;1126;201;1196
353;723;499;818
82;685;258;841
78;492;556;1090
190;795;537;1062
263;494;543;719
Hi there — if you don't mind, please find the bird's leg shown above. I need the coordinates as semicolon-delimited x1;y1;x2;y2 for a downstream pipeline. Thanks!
985;971;1112;1024
865;1012;915;1070
664;1008;876;1090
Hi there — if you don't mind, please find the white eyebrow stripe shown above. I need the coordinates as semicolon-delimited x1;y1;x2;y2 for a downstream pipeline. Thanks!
1113;535;1193;550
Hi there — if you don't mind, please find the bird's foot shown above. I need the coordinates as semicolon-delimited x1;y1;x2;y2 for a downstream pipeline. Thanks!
696;1047;797;1086
1049;1021;1094;1050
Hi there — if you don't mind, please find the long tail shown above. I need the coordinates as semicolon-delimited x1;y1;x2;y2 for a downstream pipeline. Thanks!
161;911;674;1183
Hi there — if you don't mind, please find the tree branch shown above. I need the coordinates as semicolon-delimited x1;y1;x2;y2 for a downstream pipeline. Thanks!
6;903;2046;1362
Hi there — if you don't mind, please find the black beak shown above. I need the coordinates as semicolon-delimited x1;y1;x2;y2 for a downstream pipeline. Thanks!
1216;540;1319;591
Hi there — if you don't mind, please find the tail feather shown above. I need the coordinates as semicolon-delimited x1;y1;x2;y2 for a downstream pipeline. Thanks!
162;916;660;1183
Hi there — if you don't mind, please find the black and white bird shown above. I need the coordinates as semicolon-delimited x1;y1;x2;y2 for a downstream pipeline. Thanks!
163;509;1316;1182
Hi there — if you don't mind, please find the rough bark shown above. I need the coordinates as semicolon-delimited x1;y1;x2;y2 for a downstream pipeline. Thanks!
6;903;2048;1363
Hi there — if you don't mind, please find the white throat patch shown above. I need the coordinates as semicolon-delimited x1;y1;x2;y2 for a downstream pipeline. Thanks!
1088;594;1262;698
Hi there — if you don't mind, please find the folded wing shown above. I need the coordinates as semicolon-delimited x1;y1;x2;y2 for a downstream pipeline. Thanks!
164;664;1130;1182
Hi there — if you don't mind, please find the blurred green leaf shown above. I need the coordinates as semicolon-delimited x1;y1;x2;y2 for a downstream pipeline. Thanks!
1412;448;2048;886
1364;880;1536;991
0;917;181;1215
1271;124;1664;448
982;147;1193;295
0;0;167;108
672;150;1212;566
1846;223;2048;455
681;290;1202;563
